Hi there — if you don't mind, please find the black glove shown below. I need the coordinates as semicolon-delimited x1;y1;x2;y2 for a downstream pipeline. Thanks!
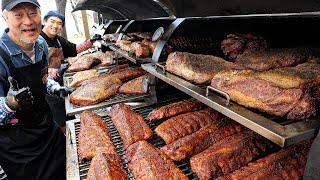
90;34;102;42
5;77;34;111
57;63;70;77
54;86;74;97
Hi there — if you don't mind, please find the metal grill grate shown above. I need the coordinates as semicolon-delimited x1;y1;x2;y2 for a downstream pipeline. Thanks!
75;104;198;180
65;93;150;116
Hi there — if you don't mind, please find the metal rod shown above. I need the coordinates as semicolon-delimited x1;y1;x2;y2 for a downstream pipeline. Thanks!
152;18;185;63
154;63;166;73
206;86;230;106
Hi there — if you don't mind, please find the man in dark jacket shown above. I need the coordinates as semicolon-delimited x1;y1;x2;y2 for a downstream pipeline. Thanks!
41;11;101;130
0;0;66;179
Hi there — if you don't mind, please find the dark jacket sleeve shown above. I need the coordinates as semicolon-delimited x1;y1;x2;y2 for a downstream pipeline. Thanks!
58;36;77;58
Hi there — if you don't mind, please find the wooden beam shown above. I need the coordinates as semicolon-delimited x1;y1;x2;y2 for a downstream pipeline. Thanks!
81;10;90;39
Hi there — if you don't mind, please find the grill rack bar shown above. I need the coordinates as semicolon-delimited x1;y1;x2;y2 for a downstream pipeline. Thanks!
66;102;198;180
141;63;320;147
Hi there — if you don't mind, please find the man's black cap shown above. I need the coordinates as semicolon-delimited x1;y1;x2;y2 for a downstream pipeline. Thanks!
2;0;40;11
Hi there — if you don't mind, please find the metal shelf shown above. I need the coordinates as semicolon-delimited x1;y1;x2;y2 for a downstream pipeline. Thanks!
109;45;152;64
142;63;320;147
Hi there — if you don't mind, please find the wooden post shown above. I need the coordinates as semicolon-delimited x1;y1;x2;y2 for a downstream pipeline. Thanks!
81;10;90;40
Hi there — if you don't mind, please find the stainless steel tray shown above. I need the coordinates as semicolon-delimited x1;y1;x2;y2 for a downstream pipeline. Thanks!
109;45;152;64
66;102;198;180
141;63;320;147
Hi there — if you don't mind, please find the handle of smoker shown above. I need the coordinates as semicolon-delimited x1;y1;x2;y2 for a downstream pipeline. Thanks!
154;63;166;73
206;86;231;106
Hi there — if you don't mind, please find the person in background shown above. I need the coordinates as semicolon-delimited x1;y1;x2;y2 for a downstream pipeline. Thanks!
41;10;101;131
0;0;67;179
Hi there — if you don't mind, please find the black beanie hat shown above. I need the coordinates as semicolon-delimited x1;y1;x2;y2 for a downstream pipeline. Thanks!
2;0;40;11
43;11;65;26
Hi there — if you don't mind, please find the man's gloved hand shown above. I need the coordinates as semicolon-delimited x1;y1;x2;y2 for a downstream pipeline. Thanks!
90;34;102;42
57;63;70;77
54;86;74;97
5;77;34;111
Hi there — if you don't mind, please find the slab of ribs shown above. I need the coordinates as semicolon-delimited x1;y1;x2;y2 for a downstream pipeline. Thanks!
211;62;320;119
126;141;188;180
108;104;153;148
78;111;116;161
216;140;312;180
190;131;275;179
70;75;121;106
155;108;223;144
161;120;245;161
118;75;150;94
147;99;203;122
166;51;234;84
87;149;127;180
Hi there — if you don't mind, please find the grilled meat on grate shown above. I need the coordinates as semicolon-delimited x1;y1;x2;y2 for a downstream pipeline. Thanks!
221;33;267;61
70;69;99;88
78;111;117;161
108;104;153;148
211;63;320;119
234;48;311;71
70;75;121;106
87;149;127;180
190;131;275;180
147;99;203;122
161;121;245;161
118;74;150;94
155;108;223;144
166;51;234;84
216;140;312;180
126;141;188;180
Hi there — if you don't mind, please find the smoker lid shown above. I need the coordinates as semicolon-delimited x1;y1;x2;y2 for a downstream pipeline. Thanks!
159;0;320;17
73;0;170;20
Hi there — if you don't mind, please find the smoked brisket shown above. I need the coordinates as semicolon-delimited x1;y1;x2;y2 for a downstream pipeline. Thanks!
118;75;150;94
166;51;234;84
211;63;320;119
70;75;121;106
221;33;267;61
234;48;310;71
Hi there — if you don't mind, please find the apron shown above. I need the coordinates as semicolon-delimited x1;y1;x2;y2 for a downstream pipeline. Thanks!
48;39;64;69
0;48;66;180
46;39;67;126
304;131;320;179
